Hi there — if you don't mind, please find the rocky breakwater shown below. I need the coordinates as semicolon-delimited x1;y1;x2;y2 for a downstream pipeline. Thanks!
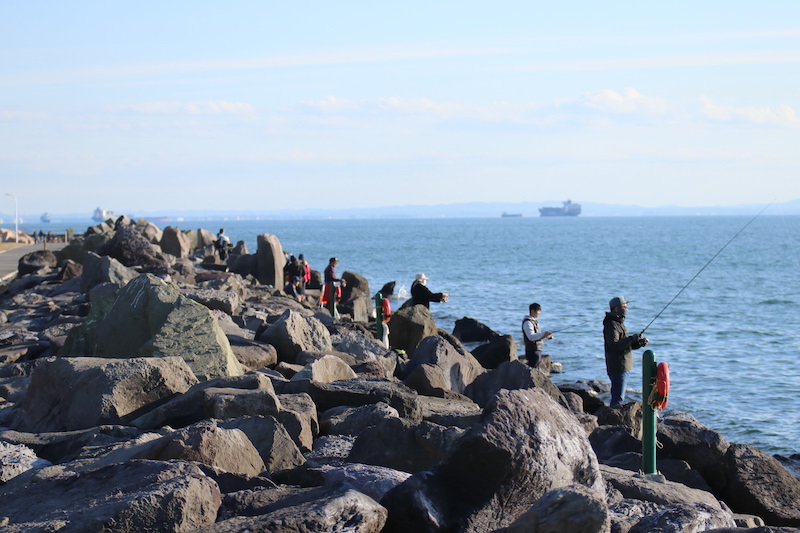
0;216;798;532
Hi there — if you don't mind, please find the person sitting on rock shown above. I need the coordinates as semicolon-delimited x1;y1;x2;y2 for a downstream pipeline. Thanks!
284;276;305;302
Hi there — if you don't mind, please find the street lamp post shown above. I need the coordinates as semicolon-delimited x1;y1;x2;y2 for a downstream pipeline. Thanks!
4;193;18;243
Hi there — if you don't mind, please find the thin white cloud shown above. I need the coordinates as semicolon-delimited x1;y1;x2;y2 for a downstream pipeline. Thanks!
0;110;50;120
699;96;798;127
582;88;667;115
521;51;800;73
298;96;359;113
111;101;255;115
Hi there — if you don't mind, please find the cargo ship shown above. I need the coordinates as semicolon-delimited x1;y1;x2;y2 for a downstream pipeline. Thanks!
92;207;115;222
539;200;581;217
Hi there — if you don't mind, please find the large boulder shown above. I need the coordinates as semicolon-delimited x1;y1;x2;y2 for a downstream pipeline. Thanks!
159;226;191;258
202;483;387;533
0;459;221;532
255;233;285;288
348;417;465;473
279;378;422;422
291;355;358;383
64;273;244;381
17;250;58;276
402;334;484;397
13;356;198;433
452;317;498;343
464;359;568;409
502;484;610;533
656;411;731;494
388;305;438;356
467;334;518;370
382;388;604;532
0;441;51;482
130;372;278;429
96;225;166;269
258;310;333;364
80;251;138;292
721;443;800;526
219;416;305;475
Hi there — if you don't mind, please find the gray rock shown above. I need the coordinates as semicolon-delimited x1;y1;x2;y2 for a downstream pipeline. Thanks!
722;443;800;526
131;372;275;429
388;304;438;356
80;251;138;292
219;416;305;475
0;440;51;482
66;273;244;381
14;356;198;433
183;288;241;315
314;463;412;502
278;378;421;421
464;359;568;409
96;224;167;269
501;483;610;533
657;411;731;494
348;417;466;473
291;354;358;383
160;226;191;258
227;337;277;371
382;388;604;533
402;334;484;396
274;392;319;452
595;401;643;439
320;402;401;437
470;334;518;369
17;250;58;276
0;459;220;532
255;233;285;288
203;483;386;533
204;386;282;420
452;316;498;343
600;464;727;510
258;310;333;364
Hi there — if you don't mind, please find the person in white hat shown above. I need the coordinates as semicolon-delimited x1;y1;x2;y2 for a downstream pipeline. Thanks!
410;273;448;308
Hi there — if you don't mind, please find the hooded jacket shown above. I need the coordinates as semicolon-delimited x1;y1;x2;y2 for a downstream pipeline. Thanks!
603;311;646;374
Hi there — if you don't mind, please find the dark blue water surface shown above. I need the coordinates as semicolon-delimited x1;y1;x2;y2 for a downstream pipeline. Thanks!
20;215;800;455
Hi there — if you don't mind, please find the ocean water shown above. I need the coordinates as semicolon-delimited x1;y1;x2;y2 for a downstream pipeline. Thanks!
17;215;800;456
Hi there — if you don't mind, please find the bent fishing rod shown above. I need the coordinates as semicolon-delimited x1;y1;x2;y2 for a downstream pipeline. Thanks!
639;201;774;336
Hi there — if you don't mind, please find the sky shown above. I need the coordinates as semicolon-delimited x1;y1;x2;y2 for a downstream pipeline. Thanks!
2;1;800;217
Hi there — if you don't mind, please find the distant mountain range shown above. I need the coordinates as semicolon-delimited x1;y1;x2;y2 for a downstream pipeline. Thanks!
4;199;800;222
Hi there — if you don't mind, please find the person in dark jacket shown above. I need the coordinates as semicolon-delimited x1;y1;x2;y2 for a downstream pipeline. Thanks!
410;273;448;308
604;296;649;406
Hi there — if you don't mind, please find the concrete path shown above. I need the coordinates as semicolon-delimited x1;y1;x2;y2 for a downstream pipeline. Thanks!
0;242;66;286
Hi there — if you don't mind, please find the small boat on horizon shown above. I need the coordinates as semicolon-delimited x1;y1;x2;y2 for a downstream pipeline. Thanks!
501;212;523;218
40;212;51;223
539;200;581;217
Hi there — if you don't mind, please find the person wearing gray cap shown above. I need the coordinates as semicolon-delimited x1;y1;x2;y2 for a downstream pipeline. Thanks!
603;296;649;406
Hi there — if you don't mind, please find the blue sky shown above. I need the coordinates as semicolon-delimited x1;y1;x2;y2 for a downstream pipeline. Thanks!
2;2;799;216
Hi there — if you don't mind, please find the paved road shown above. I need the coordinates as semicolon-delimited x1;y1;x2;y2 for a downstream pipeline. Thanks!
0;242;67;285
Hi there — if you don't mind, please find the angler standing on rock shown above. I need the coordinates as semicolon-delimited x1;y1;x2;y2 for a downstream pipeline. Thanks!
522;302;553;369
603;296;648;406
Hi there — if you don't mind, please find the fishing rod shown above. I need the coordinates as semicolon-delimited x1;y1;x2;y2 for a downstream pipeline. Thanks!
639;201;775;336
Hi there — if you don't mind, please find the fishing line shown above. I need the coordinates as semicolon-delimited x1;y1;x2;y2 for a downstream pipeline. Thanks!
639;201;775;336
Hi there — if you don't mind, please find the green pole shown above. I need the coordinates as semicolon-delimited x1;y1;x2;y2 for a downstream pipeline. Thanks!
642;349;657;475
374;291;384;341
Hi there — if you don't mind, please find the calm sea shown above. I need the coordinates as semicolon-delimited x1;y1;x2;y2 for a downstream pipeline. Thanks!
18;215;800;456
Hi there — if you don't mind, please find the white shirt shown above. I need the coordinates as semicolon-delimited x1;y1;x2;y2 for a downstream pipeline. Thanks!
522;315;548;341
